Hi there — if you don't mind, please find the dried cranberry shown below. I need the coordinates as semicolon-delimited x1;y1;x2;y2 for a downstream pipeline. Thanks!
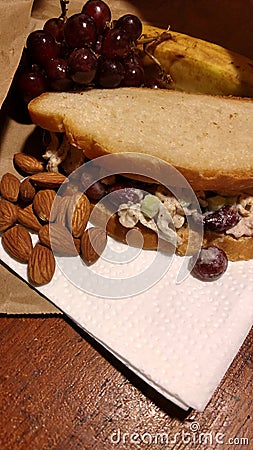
108;184;143;207
203;205;240;232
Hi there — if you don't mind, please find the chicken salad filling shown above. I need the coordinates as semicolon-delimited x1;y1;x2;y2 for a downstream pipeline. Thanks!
116;186;253;245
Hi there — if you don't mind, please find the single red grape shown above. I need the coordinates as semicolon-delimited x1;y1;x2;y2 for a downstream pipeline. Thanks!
64;13;97;49
26;30;59;67
101;28;130;59
121;53;144;86
68;48;98;85
121;64;144;86
45;57;73;91
81;0;111;34
190;246;228;281
97;57;125;88
81;172;107;200
16;69;48;103
114;14;142;41
86;182;107;200
43;17;65;42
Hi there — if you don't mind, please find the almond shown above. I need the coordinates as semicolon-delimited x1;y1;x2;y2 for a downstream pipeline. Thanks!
49;194;68;224
74;238;81;254
81;227;107;264
0;172;20;202
18;204;42;232
29;172;67;189
28;243;55;286
2;225;33;263
19;177;36;203
60;182;79;197
67;193;91;238
33;189;56;222
13;153;44;174
38;224;51;248
38;223;78;256
0;199;18;232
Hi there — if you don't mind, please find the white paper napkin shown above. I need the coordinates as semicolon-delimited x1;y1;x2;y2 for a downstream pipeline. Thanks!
1;232;253;411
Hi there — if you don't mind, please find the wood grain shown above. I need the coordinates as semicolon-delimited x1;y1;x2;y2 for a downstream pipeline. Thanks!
0;316;252;450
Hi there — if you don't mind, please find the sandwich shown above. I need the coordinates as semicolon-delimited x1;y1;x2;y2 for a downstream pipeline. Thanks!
28;87;253;265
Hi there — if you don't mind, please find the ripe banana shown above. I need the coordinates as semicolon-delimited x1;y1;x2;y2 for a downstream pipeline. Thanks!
139;24;253;97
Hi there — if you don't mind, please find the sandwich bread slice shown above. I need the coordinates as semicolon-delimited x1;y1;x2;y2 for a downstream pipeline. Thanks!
29;88;253;191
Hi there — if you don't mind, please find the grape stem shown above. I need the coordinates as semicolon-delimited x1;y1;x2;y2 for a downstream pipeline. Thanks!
59;0;69;19
138;27;175;87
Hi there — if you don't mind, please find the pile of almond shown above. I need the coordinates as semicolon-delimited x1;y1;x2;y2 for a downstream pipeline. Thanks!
0;153;107;286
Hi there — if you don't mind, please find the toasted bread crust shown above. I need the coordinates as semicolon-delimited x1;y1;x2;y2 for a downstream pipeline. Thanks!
203;231;253;261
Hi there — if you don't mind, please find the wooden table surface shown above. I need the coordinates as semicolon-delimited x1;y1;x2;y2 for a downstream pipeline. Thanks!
0;314;252;450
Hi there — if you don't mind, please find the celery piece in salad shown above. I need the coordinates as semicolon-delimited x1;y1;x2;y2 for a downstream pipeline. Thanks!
140;194;161;218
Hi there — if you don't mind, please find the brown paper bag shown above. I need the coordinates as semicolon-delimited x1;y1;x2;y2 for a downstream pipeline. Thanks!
0;0;33;107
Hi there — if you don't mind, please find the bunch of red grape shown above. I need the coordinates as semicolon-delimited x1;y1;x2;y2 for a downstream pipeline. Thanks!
16;0;159;103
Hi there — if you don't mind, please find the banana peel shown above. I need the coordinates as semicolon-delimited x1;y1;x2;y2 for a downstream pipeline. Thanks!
139;24;253;97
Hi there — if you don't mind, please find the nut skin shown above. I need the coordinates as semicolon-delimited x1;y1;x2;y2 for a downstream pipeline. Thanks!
38;223;78;257
38;224;52;249
18;204;42;232
13;153;44;175
19;178;36;203
33;189;56;222
2;225;33;263
0;199;18;232
29;172;67;189
73;238;81;254
51;195;70;226
67;193;91;238
81;226;107;264
0;172;20;203
28;243;56;286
